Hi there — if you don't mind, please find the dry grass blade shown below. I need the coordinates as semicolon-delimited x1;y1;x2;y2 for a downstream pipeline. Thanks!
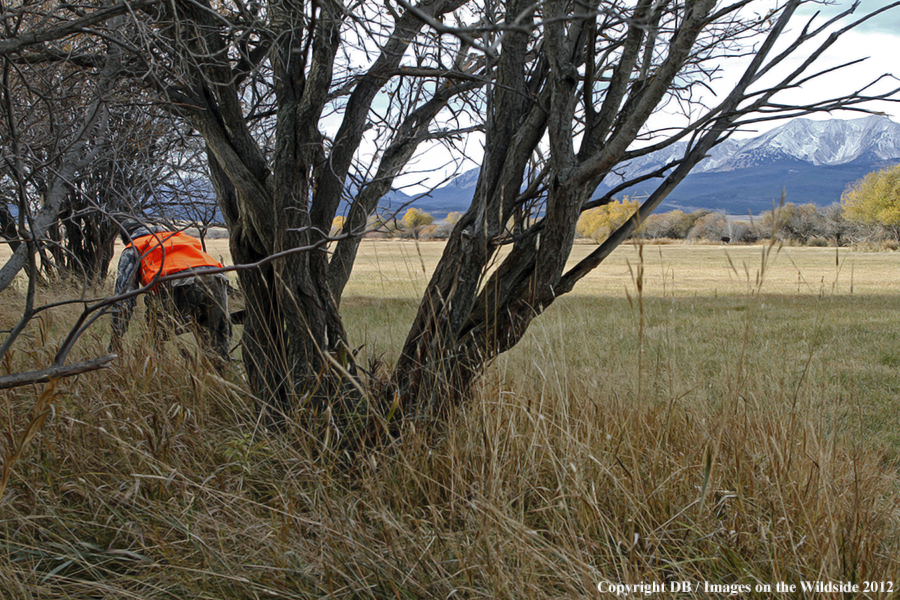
0;381;61;500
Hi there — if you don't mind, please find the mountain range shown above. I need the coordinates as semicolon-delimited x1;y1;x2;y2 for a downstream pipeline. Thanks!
384;116;900;218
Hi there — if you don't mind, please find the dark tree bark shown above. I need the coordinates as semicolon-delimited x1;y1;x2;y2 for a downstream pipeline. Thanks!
0;202;18;251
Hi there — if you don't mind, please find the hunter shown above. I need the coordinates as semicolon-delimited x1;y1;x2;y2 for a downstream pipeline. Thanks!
109;220;231;365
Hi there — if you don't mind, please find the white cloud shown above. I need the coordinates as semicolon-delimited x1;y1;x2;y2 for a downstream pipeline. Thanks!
643;4;900;140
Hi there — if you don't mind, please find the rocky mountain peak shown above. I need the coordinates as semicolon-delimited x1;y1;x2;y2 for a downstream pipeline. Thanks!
723;115;900;168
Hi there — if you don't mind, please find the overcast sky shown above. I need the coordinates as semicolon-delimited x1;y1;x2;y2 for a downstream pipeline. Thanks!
798;0;900;33
639;1;900;140
757;0;900;125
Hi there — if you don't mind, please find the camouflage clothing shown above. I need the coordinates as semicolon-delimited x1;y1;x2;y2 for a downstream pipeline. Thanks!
111;225;231;365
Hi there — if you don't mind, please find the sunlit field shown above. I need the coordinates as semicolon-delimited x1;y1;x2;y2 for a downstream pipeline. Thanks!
3;238;900;598
4;236;899;298
341;238;900;298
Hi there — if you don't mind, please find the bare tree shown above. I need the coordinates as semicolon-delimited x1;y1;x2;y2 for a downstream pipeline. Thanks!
111;0;484;424
0;24;124;388
390;0;900;415
0;38;120;292
54;103;208;284
0;9;204;388
0;57;207;286
1;0;485;425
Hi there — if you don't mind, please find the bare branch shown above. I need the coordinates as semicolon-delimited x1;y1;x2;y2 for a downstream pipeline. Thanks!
0;354;116;390
0;2;155;56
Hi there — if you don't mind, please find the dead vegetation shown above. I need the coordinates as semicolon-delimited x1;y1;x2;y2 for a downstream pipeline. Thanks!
2;243;900;598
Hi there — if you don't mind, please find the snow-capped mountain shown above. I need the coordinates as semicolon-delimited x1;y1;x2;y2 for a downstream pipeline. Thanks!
397;116;900;217
728;116;900;167
597;116;900;212
602;116;900;181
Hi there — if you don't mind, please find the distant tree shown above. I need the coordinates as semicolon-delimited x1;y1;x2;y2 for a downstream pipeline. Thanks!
820;203;872;246
331;216;346;237
679;211;714;239
760;202;825;242
401;208;435;236
688;212;757;244
729;221;757;244
688;212;729;242
576;198;640;243
418;224;440;239
639;209;711;240
639;210;683;239
368;214;401;235
445;211;462;225
842;164;900;240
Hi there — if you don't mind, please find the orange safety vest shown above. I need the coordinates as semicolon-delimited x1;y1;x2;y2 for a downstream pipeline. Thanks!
128;231;223;287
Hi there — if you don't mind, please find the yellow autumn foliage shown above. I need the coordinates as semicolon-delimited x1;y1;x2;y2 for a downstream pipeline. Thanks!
576;197;641;243
401;207;435;229
842;164;900;230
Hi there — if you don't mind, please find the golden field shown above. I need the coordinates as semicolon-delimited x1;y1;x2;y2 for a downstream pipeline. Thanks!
341;238;900;298
6;236;899;298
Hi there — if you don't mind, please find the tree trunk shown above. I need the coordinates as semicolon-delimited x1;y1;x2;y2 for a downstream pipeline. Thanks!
206;134;356;430
57;192;117;286
389;0;719;417
167;0;467;432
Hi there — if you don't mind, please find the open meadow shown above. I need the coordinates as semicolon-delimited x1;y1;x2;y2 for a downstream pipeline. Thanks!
3;239;900;598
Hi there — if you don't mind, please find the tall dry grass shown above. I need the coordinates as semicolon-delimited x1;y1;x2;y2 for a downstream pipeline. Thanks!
2;243;900;598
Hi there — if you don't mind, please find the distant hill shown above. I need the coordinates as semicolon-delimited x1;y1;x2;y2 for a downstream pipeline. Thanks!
378;167;481;219
385;116;900;218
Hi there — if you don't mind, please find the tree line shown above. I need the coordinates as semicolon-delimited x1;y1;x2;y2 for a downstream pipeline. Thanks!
574;164;900;247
